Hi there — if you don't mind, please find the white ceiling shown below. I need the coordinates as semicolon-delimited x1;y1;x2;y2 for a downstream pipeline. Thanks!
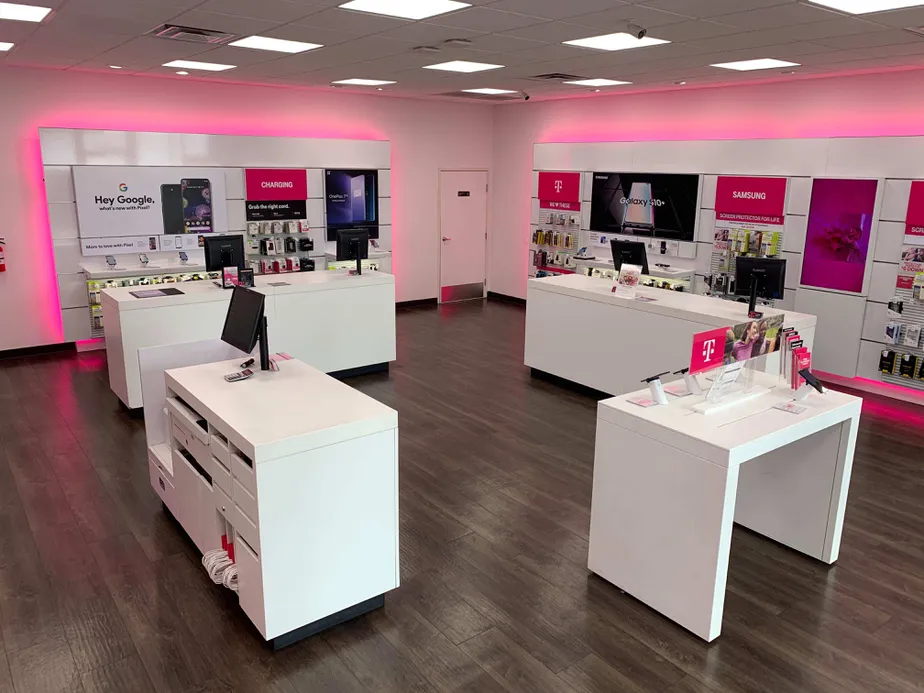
5;0;924;101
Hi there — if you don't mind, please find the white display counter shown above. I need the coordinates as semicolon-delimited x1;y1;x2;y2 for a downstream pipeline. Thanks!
525;275;816;396
588;372;861;641
103;271;396;408
146;357;399;648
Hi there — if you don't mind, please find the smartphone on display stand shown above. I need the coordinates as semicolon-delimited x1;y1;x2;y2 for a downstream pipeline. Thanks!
106;255;117;267
160;184;185;235
181;178;212;234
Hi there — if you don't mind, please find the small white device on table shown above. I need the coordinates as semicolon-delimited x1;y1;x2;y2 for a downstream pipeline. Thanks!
588;371;861;642
146;355;399;649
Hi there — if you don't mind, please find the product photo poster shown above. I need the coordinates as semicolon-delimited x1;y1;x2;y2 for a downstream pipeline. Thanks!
325;169;379;240
590;172;700;242
800;178;878;294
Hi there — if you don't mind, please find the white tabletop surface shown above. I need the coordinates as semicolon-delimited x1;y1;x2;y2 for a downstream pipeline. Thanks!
166;358;398;462
81;262;208;280
102;271;394;309
529;274;816;330
598;371;861;467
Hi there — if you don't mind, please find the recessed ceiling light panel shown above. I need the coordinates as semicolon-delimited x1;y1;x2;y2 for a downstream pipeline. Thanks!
563;78;631;87
711;58;800;71
809;0;924;13
423;60;503;73
229;36;322;53
333;78;397;85
564;32;669;52
339;0;470;20
0;41;13;51
162;60;236;72
0;2;52;22
462;88;516;94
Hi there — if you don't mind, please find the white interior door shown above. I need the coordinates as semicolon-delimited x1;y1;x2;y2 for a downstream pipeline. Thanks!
439;170;488;303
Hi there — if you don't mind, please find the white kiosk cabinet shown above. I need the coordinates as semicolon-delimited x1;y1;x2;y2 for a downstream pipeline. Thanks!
147;357;399;648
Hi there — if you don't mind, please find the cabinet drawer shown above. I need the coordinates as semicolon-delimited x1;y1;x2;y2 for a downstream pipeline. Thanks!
211;455;232;496
234;531;265;638
166;396;209;444
230;451;256;495
210;432;231;468
232;479;258;529
215;486;233;524
233;505;260;555
172;421;210;467
149;457;177;514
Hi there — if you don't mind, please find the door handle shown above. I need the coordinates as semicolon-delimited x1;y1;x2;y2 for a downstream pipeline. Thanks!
442;236;451;242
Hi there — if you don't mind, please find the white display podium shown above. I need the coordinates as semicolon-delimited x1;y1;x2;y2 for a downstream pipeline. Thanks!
588;373;862;642
525;274;816;396
146;356;399;649
102;271;396;408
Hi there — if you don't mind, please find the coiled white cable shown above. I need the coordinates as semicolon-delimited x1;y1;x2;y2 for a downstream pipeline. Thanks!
202;549;234;586
222;564;239;593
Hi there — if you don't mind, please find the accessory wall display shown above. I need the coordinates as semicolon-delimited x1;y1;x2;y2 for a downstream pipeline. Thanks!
590;172;700;242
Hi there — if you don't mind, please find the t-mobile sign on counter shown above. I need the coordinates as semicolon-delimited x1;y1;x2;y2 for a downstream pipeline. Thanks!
714;176;787;225
538;171;581;211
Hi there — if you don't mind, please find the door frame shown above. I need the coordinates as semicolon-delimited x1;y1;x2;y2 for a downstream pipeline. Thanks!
437;168;490;304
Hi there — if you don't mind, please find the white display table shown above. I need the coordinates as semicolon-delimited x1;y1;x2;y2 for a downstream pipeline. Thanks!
526;274;816;396
147;357;399;649
102;271;396;408
588;372;861;642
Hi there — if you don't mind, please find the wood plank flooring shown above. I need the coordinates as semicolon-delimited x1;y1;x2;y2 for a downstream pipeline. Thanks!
1;299;923;693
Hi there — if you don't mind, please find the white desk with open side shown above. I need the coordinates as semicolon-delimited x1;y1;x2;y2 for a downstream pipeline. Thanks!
102;271;396;408
525;274;816;396
588;372;862;642
145;356;399;649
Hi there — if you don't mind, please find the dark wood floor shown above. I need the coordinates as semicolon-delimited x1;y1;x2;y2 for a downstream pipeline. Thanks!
1;299;923;693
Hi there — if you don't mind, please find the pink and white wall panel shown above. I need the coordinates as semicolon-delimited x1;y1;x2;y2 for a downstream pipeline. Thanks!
40;128;391;344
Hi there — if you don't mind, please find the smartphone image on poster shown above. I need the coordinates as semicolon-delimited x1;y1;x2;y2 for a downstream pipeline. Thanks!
364;173;377;222
160;183;184;235
181;178;212;233
622;182;655;234
350;175;366;222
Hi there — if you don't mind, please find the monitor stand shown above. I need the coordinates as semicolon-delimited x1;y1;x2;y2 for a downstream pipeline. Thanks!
352;239;362;276
748;276;763;319
258;316;270;371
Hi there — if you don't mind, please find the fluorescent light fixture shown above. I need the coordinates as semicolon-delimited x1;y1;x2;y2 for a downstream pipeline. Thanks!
711;58;800;71
808;0;924;13
423;60;503;73
338;0;470;20
332;78;397;85
162;60;236;72
564;32;669;52
176;71;189;75
109;65;123;69
228;35;322;53
462;88;516;94
563;78;631;87
0;2;52;22
0;41;13;51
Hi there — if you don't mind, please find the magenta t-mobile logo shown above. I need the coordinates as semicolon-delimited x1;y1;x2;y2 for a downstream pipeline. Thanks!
702;338;717;363
554;179;563;193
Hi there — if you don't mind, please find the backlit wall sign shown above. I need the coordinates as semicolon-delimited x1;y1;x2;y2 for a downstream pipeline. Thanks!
325;169;379;240
538;171;581;211
245;168;308;221
590;172;700;242
800;178;878;294
715;176;786;225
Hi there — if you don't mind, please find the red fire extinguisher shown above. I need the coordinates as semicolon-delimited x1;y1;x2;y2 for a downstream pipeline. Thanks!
0;237;6;273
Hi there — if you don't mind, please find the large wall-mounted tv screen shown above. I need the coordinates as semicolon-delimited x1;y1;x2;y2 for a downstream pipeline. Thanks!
325;169;379;241
590;172;700;242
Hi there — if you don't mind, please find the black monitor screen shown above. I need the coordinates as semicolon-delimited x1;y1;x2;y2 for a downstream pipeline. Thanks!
611;240;650;275
221;287;264;354
204;234;245;272
735;257;787;300
591;172;699;242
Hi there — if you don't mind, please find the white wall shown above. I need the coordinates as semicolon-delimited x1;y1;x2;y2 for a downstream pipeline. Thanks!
0;65;494;351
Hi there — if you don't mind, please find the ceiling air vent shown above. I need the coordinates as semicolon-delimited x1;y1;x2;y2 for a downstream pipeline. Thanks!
529;72;585;82
439;91;521;101
146;24;236;44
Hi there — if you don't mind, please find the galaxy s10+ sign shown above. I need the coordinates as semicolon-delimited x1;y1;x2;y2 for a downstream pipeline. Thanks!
325;169;379;241
590;172;700;242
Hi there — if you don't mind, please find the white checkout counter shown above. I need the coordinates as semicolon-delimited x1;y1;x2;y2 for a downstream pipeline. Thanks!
525;274;816;396
145;356;399;648
571;257;695;285
103;271;396;408
589;371;861;641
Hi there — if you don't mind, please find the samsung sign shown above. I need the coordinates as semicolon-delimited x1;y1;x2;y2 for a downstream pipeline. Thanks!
733;191;768;200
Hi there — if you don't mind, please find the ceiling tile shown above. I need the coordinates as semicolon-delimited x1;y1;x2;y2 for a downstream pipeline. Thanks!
167;9;284;35
0;21;40;44
499;21;599;43
566;5;695;30
639;0;791;19
371;23;485;44
194;0;318;23
857;6;924;29
816;28;923;50
426;7;549;32
293;7;412;34
91;36;214;65
51;0;190;30
652;19;743;43
486;0;630;21
718;3;843;30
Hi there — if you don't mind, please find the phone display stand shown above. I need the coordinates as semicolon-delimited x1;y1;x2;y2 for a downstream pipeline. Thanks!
793;383;815;402
693;361;768;416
